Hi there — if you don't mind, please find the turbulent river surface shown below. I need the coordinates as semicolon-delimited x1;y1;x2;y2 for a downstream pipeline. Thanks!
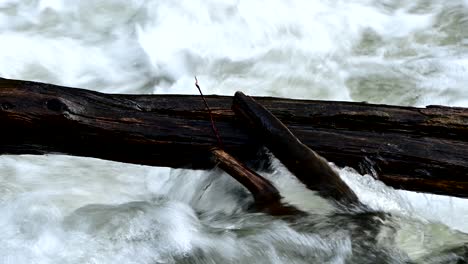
1;0;468;263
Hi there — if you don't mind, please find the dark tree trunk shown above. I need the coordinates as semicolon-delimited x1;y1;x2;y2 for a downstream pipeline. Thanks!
1;77;468;198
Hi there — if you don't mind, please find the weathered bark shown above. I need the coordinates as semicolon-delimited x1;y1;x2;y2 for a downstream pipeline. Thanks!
1;77;468;198
212;148;303;215
232;92;361;206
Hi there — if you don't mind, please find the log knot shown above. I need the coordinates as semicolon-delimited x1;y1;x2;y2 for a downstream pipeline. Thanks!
46;98;68;112
1;102;14;110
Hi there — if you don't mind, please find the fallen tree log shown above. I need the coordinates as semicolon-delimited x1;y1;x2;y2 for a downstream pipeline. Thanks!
232;92;361;207
1;77;468;198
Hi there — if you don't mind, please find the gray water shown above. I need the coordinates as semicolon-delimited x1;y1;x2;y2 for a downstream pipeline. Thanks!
1;1;468;263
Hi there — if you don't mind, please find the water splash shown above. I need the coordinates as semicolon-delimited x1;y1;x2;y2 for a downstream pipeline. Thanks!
0;0;468;263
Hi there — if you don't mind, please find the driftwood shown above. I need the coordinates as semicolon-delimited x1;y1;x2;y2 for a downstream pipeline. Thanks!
1;77;468;198
196;80;303;215
232;92;361;206
212;148;302;215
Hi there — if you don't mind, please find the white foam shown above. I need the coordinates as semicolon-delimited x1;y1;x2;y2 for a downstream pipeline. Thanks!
339;167;468;233
0;0;468;262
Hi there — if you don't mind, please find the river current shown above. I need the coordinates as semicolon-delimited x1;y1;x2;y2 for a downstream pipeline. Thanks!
1;1;468;263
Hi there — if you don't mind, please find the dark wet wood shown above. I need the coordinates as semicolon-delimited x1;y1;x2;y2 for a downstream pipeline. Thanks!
1;77;468;198
232;92;361;206
212;148;303;215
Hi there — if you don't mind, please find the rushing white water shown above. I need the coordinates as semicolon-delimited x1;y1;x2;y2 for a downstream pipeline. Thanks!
1;0;468;263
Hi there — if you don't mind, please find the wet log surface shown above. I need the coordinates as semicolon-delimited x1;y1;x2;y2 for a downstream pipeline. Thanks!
1;77;468;197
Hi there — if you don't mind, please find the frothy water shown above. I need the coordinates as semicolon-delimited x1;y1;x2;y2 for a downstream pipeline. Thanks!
1;0;468;263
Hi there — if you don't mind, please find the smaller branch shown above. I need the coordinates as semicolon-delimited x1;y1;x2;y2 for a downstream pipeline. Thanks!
195;76;223;148
212;148;303;216
194;78;299;215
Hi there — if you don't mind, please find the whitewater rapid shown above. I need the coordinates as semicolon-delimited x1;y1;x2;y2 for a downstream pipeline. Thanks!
1;0;468;263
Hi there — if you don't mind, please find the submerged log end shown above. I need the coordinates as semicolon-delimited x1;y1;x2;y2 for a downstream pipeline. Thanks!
212;148;304;216
212;148;280;203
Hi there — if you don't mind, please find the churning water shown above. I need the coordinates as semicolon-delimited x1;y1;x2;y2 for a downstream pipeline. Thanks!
1;0;468;263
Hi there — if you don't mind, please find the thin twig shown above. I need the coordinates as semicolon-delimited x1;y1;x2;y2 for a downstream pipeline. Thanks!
195;76;223;148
